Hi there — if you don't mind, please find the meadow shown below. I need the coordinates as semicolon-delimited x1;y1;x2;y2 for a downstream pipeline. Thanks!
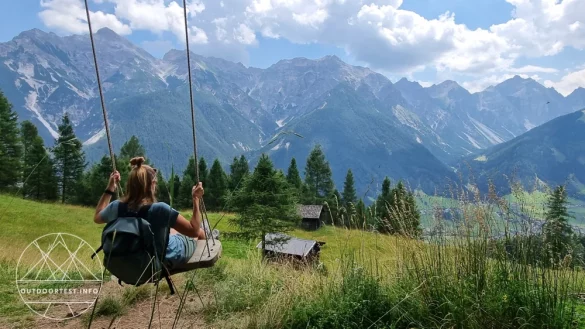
1;193;584;328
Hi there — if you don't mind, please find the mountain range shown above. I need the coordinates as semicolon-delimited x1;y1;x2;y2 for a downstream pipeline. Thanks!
1;28;584;198
460;109;585;199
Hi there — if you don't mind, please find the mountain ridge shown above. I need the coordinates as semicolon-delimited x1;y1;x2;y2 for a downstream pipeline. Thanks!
2;28;584;197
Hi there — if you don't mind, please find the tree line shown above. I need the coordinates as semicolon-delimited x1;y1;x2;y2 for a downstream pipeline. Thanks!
0;89;421;237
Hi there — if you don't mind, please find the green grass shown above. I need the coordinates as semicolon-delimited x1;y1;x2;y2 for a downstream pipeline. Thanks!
2;193;585;328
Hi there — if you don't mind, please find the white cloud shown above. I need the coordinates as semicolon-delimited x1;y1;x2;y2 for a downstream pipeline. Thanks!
544;68;585;96
39;0;131;35
491;0;585;58
509;65;558;74
234;24;256;45
37;0;585;81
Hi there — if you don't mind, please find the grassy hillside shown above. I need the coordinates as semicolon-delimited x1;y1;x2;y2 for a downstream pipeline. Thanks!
1;194;584;329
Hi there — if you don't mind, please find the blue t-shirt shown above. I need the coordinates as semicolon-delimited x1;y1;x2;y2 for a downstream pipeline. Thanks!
98;200;187;268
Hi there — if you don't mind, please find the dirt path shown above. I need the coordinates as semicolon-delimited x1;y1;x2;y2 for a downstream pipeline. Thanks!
2;278;210;329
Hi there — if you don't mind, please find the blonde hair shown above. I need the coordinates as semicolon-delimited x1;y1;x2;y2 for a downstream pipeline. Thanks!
122;157;157;210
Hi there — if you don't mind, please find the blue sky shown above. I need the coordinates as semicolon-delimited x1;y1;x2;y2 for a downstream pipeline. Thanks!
2;0;584;95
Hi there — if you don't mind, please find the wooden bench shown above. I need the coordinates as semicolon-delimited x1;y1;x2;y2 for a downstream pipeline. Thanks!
169;239;222;275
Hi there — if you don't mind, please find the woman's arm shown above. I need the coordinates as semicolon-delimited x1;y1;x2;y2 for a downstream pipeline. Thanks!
172;182;204;238
94;171;120;224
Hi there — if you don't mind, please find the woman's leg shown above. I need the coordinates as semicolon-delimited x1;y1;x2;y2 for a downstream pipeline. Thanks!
197;228;206;240
170;227;205;239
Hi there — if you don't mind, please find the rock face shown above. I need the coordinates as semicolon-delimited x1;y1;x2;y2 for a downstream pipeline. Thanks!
1;28;584;196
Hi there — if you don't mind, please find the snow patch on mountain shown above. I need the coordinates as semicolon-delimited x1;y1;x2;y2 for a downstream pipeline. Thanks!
271;140;284;151
17;62;34;77
393;105;422;132
463;132;482;149
83;128;105;146
524;119;536;130
24;91;58;138
468;116;504;144
237;141;250;151
65;81;91;99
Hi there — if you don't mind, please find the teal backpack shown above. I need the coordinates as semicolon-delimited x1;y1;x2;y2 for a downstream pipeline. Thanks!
91;202;175;294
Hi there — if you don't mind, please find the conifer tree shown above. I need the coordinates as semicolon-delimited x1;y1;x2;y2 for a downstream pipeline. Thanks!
543;185;573;261
0;90;22;190
172;173;181;206
286;157;303;191
356;199;367;227
390;182;421;237
325;189;343;226
155;169;170;204
198;157;208;187
376;177;393;226
303;144;334;204
177;156;197;209
229;154;300;252
206;159;228;210
75;155;114;206
117;135;147;191
20;121;57;200
229;155;249;191
342;169;357;207
53;113;86;203
119;135;146;159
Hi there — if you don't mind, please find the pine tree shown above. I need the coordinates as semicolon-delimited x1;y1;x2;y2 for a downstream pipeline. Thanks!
155;169;170;204
325;189;343;226
75;155;114;206
229;154;300;252
229;155;249;191
172;173;181;206
303;144;334;204
117;136;148;189
0;90;22;190
376;177;393;229
119;135;146;159
206;159;228;210
198;157;208;187
342;169;357;207
53;113;86;203
286;158;303;191
20;121;58;201
356;199;367;227
543;185;573;262
177;156;197;209
390;182;421;237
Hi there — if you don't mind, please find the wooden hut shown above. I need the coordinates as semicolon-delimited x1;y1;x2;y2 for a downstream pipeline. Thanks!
256;233;324;262
298;205;325;230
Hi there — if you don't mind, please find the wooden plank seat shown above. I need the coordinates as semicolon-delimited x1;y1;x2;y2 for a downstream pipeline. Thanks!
169;239;222;275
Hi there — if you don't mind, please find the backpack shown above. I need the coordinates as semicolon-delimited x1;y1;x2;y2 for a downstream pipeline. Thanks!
91;202;175;294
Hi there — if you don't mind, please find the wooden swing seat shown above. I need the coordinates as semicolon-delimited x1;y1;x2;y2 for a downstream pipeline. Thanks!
169;239;222;275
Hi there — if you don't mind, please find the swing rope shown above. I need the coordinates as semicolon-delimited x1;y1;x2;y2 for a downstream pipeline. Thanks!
83;0;118;197
181;0;216;252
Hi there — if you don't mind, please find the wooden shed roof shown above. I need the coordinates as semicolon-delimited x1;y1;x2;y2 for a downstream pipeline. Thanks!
298;205;323;219
256;233;320;257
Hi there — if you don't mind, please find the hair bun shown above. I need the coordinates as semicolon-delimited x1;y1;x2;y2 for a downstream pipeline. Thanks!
130;157;145;167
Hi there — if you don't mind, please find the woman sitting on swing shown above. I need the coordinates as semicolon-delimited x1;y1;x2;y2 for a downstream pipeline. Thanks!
93;156;206;271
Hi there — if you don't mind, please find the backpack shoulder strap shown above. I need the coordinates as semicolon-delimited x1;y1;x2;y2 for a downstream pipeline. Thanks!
117;202;130;218
137;204;152;220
